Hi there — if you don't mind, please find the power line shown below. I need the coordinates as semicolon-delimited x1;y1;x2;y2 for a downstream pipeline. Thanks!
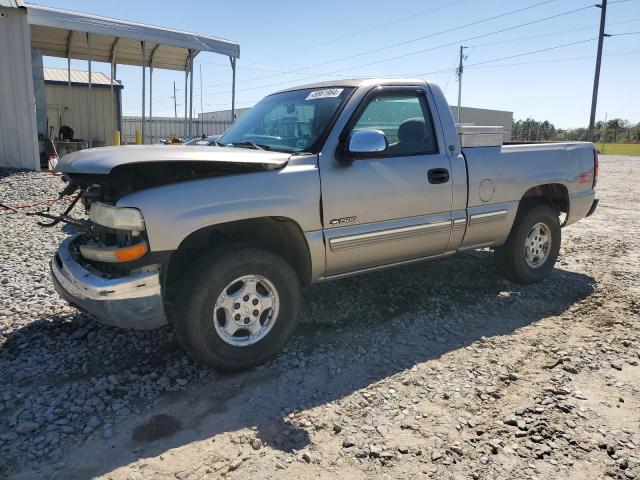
212;27;640;100
609;30;640;35
250;0;470;66
199;4;599;96
463;50;640;69
194;37;602;104
210;50;640;111
143;25;640;108
468;18;640;48
173;48;640;115
199;0;560;90
141;43;640;111
318;6;599;75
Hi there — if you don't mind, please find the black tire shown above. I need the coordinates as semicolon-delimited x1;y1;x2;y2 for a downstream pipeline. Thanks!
494;203;561;284
174;247;301;371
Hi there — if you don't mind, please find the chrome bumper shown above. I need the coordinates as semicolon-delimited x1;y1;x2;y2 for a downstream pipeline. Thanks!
51;236;168;330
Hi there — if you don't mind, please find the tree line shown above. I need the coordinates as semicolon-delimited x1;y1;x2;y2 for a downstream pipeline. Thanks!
511;118;640;143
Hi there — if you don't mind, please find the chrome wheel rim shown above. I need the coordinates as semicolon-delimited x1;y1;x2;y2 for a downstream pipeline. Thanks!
524;222;552;268
213;275;279;347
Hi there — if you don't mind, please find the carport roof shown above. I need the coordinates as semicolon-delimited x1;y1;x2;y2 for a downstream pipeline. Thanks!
24;3;240;71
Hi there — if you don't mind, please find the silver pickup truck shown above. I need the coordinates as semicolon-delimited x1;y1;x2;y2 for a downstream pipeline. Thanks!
51;78;599;370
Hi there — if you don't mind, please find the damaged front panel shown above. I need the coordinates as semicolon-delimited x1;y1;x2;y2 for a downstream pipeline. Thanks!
68;160;284;206
53;159;285;279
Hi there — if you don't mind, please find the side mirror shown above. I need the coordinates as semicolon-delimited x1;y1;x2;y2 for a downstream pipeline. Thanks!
347;129;388;155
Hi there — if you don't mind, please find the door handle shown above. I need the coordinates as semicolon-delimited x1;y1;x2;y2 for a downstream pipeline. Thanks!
428;168;449;184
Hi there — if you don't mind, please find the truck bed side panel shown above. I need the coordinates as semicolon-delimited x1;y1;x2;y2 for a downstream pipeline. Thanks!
461;142;596;248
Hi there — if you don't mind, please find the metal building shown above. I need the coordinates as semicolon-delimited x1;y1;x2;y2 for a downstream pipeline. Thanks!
0;1;39;170
0;0;239;170
42;68;123;152
199;107;252;123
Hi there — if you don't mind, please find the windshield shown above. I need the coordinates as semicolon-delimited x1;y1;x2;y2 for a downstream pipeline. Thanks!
218;87;354;153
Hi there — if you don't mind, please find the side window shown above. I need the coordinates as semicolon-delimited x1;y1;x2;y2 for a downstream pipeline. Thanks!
351;92;437;156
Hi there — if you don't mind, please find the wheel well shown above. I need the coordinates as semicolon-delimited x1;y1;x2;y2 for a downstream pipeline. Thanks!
520;183;569;217
166;217;312;293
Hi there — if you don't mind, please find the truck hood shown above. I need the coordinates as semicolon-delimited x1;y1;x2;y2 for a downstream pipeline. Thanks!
55;145;291;175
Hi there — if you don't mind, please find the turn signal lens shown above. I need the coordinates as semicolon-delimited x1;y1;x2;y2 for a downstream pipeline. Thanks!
80;241;148;263
114;242;149;262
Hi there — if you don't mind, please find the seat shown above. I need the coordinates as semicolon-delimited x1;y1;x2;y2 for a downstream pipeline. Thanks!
388;117;428;155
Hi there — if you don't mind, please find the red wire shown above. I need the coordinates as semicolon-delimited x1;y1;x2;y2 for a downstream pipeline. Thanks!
0;196;74;211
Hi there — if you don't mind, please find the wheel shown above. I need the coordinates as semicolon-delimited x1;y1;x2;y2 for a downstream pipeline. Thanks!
174;247;301;371
494;203;561;284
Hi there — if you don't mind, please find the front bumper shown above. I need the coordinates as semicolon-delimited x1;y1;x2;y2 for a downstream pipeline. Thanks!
51;236;168;330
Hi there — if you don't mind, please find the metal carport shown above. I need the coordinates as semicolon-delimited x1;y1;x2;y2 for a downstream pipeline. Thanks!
0;1;239;169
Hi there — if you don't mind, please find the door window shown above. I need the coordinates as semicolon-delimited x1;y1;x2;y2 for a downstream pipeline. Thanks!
351;92;437;156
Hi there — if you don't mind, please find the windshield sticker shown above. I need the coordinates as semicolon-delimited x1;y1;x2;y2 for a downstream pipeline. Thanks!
305;88;344;100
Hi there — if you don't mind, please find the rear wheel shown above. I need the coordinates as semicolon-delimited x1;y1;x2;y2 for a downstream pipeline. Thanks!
174;247;300;371
494;203;561;284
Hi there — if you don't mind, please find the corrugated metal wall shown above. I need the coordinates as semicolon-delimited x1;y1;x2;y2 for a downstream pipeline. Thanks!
45;84;119;145
0;6;39;170
198;108;251;122
122;117;234;144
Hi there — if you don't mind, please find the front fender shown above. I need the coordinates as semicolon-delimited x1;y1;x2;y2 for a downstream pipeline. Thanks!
118;160;322;252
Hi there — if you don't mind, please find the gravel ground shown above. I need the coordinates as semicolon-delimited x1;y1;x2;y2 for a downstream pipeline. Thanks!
0;156;638;480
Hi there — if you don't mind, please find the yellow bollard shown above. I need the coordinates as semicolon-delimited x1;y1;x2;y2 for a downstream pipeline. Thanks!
113;130;121;146
135;129;142;145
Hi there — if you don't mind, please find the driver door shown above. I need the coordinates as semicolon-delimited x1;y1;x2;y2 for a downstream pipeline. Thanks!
319;86;454;277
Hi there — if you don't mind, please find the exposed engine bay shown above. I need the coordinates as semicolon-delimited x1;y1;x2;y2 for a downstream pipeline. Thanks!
36;160;278;278
69;160;278;205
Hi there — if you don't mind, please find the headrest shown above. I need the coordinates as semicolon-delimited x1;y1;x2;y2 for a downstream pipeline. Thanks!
397;118;427;143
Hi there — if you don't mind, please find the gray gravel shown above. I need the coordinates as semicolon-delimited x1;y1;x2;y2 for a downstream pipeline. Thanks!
0;169;209;469
1;157;639;480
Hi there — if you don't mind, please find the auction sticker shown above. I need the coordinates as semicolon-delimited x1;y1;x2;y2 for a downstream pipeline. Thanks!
305;88;344;100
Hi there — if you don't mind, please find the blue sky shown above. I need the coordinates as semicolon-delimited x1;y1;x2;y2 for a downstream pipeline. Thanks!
38;0;640;128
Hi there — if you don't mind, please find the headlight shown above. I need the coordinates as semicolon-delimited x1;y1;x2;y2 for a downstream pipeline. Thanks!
90;202;145;231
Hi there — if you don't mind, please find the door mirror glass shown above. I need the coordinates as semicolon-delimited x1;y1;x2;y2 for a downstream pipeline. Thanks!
348;129;388;155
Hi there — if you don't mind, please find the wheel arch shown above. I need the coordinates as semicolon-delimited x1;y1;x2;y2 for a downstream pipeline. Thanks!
519;183;569;221
166;217;313;294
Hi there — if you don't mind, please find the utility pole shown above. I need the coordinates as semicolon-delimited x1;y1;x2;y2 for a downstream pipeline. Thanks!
200;64;204;136
172;81;177;118
588;0;609;139
456;46;467;124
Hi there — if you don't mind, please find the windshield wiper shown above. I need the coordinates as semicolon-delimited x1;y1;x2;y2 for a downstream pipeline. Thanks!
224;141;270;151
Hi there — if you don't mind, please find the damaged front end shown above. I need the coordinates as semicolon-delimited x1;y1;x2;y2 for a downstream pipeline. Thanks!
47;153;289;330
50;198;168;330
47;165;190;330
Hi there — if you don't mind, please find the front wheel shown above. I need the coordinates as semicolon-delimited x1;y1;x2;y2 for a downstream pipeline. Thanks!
494;203;561;284
174;247;301;371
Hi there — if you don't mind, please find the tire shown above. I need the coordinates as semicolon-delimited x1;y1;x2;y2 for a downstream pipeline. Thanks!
494;203;561;284
174;247;301;371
